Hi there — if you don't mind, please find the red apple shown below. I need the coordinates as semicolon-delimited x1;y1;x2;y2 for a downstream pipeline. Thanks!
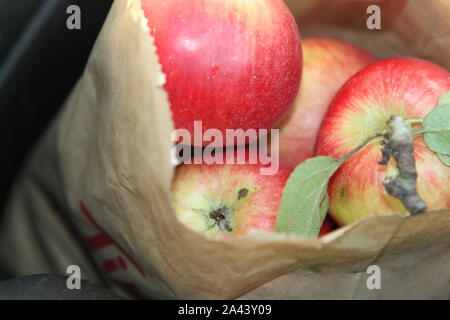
318;216;335;237
315;57;450;226
279;38;375;165
142;0;302;146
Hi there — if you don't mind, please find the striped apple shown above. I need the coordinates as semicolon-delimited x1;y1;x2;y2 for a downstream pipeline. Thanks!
279;38;375;165
171;154;333;239
316;57;450;226
171;154;293;239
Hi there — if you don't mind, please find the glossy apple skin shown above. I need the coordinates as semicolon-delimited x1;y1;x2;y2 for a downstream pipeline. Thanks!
315;57;450;226
142;0;302;146
279;38;374;165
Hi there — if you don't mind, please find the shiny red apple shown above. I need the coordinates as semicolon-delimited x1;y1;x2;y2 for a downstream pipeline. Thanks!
316;57;450;226
142;0;302;146
279;38;375;165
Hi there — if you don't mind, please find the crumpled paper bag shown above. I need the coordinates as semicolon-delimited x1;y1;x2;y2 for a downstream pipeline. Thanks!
0;0;449;299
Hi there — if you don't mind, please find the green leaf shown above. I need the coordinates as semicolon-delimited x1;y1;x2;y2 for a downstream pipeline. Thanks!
423;104;450;155
438;153;450;166
275;156;343;237
437;90;450;107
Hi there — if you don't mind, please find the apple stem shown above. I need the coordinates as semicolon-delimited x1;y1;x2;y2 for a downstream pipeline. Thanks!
337;116;429;215
378;116;427;215
340;131;385;162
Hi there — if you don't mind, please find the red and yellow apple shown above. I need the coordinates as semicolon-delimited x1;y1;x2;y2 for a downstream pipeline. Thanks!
171;152;293;239
171;153;332;239
279;38;375;165
142;0;302;146
315;57;450;226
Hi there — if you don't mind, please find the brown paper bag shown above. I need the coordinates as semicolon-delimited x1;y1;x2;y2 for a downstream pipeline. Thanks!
0;0;449;299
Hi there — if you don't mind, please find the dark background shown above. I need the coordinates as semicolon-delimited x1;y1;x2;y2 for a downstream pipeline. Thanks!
0;0;113;278
0;0;113;213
